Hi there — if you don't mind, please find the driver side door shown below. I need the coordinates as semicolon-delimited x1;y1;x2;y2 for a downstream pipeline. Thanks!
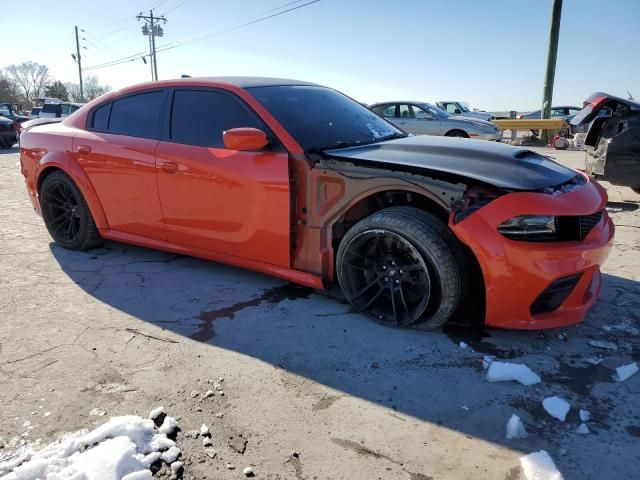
155;88;291;267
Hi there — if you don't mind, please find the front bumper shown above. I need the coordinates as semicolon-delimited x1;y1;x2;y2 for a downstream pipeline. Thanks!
451;176;614;329
472;131;502;142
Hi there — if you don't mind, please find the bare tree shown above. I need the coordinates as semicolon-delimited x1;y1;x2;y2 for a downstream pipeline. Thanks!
83;75;111;101
63;82;82;102
0;71;22;104
5;61;51;106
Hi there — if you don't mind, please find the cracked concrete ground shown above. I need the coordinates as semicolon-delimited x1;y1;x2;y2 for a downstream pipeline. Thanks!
0;146;639;479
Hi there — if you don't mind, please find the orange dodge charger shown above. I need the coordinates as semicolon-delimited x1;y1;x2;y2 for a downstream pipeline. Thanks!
19;77;614;330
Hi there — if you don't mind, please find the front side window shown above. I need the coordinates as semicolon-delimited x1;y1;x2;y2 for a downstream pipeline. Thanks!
412;105;430;120
108;91;164;139
248;85;403;151
372;104;396;118
170;90;261;148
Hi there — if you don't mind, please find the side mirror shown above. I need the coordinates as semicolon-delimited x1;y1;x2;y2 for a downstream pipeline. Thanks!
454;108;461;114
223;127;268;151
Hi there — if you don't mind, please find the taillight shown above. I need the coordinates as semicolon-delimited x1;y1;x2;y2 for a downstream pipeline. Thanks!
516;114;523;119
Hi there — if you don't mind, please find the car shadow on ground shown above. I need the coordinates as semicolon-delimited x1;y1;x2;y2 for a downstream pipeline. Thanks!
48;239;640;478
0;146;20;155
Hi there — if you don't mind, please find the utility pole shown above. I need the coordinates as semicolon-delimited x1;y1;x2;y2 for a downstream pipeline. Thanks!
137;11;167;81
74;26;84;101
540;0;563;144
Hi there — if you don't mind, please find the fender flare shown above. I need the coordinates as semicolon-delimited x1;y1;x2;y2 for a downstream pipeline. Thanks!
37;152;109;230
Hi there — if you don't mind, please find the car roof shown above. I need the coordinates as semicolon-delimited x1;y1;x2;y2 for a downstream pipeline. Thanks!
370;101;432;106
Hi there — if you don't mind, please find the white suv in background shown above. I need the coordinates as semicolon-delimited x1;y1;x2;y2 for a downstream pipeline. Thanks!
39;102;84;119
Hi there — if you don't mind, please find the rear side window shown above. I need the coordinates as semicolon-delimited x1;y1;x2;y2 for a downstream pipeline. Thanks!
42;104;61;116
91;103;110;130
170;90;261;148
108;92;164;139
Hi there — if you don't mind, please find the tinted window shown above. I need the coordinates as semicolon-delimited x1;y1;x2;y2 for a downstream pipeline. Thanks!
248;85;403;151
399;104;413;118
91;103;110;130
372;104;396;118
108;91;163;138
42;104;61;116
170;90;261;148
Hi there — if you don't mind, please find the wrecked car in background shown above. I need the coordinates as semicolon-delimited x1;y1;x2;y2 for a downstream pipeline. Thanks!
571;92;640;194
19;77;613;331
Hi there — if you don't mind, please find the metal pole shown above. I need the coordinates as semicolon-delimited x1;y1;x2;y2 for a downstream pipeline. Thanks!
150;11;159;81
540;0;563;144
148;34;155;81
75;26;84;101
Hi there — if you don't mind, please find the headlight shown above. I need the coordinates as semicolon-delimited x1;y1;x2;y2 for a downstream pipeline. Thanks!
498;215;557;240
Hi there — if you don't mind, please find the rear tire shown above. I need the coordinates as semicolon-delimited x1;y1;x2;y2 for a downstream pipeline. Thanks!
445;130;469;139
40;171;103;250
336;206;466;330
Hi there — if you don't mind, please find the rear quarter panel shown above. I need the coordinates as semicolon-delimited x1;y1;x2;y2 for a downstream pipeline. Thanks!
19;122;109;229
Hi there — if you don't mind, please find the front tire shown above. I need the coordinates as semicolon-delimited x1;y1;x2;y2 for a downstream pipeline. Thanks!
336;207;466;330
40;171;103;250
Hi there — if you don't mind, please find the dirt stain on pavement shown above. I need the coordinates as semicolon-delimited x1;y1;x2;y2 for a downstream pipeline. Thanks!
443;324;523;359
332;438;433;480
312;395;340;411
191;284;313;341
552;359;614;396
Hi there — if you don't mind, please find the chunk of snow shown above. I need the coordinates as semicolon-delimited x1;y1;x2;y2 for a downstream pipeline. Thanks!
542;396;570;422
576;423;590;434
157;416;178;435
584;356;603;366
202;437;213;447
612;362;638;382
461;406;469;411
519;450;564;480
43;412;51;417
482;356;494;369
90;408;107;416
506;414;528;439
243;466;254;476
588;340;617;350
171;460;183;474
579;409;591;422
161;446;180;463
459;342;468;349
122;471;153;480
204;390;215;398
149;406;164;420
150;434;175;452
144;451;161;465
199;424;210;436
0;416;160;480
487;361;541;386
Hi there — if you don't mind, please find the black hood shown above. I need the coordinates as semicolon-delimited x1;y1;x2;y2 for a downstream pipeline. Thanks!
324;135;577;190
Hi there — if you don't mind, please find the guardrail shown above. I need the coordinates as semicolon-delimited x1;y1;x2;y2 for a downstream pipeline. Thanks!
491;118;568;130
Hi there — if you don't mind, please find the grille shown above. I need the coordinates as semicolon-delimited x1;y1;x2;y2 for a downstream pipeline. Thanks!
579;210;604;240
555;209;604;241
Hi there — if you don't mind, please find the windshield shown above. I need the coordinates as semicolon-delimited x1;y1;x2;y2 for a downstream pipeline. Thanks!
247;85;404;151
458;102;471;112
420;103;451;119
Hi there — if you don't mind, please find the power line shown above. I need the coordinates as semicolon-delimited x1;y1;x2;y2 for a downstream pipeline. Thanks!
156;0;321;53
160;0;192;16
83;0;322;71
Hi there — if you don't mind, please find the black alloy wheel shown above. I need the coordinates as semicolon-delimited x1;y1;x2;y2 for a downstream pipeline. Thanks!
40;171;103;250
337;207;466;330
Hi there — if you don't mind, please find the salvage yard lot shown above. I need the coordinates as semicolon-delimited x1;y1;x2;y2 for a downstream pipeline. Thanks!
0;146;639;479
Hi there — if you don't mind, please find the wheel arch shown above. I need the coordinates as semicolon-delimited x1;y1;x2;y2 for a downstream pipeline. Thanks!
444;129;469;138
36;156;109;230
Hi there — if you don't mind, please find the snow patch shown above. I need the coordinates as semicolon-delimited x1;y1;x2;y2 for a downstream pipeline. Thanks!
542;396;570;422
506;414;528;439
157;416;177;436
579;409;590;422
486;361;541;386
519;450;564;480
588;340;617;350
612;362;638;382
0;415;175;480
148;406;164;420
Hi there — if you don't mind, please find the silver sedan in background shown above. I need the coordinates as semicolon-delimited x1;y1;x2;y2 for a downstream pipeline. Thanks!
370;102;502;141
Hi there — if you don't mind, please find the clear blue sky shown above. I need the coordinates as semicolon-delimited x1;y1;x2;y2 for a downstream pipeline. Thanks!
2;0;639;110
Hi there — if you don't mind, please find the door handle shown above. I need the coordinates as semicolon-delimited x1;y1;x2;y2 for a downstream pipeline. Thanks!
77;145;91;155
160;161;178;174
